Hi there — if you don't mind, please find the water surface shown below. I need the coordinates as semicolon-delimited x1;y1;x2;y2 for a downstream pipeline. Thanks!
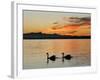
23;39;91;69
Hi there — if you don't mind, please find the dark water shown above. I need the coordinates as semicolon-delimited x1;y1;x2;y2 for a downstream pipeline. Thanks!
23;39;91;69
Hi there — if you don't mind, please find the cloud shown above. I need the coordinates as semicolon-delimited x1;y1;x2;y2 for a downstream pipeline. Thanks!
63;17;90;22
64;17;90;25
53;22;59;24
58;30;78;35
67;31;77;34
51;24;64;30
51;17;90;30
44;16;91;36
67;17;82;23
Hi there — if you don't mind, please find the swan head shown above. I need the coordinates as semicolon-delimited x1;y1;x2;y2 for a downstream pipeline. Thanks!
62;53;64;55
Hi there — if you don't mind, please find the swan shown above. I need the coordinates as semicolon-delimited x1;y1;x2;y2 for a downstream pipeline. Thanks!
46;53;56;61
62;53;72;60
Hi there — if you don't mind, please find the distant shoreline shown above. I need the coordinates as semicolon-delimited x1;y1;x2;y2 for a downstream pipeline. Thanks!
23;32;91;39
23;38;91;40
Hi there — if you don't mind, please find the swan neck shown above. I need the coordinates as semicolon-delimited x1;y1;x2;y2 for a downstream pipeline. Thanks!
62;53;64;57
47;53;49;58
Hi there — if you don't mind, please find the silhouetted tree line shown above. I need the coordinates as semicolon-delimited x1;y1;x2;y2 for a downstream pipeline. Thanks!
23;32;91;39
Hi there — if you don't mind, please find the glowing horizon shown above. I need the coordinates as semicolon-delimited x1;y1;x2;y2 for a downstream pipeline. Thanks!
23;10;91;36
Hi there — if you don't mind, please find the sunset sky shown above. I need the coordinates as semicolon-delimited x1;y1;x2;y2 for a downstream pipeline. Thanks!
23;10;91;36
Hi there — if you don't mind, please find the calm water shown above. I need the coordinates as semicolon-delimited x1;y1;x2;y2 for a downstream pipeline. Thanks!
23;39;91;69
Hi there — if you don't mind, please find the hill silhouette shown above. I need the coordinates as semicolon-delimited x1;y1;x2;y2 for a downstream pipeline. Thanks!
23;32;91;39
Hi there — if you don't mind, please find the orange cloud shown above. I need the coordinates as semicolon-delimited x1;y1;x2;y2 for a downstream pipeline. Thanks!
51;17;90;30
43;17;91;36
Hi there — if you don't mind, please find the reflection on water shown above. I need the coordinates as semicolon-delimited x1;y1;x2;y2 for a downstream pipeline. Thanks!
23;39;91;69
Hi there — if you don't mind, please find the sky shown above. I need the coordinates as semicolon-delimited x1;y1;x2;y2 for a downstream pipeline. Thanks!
23;10;91;36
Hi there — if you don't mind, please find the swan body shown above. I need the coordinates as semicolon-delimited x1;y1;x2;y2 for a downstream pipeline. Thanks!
62;53;72;60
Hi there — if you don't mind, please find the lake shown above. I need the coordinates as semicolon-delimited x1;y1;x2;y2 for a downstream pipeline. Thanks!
23;39;91;69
